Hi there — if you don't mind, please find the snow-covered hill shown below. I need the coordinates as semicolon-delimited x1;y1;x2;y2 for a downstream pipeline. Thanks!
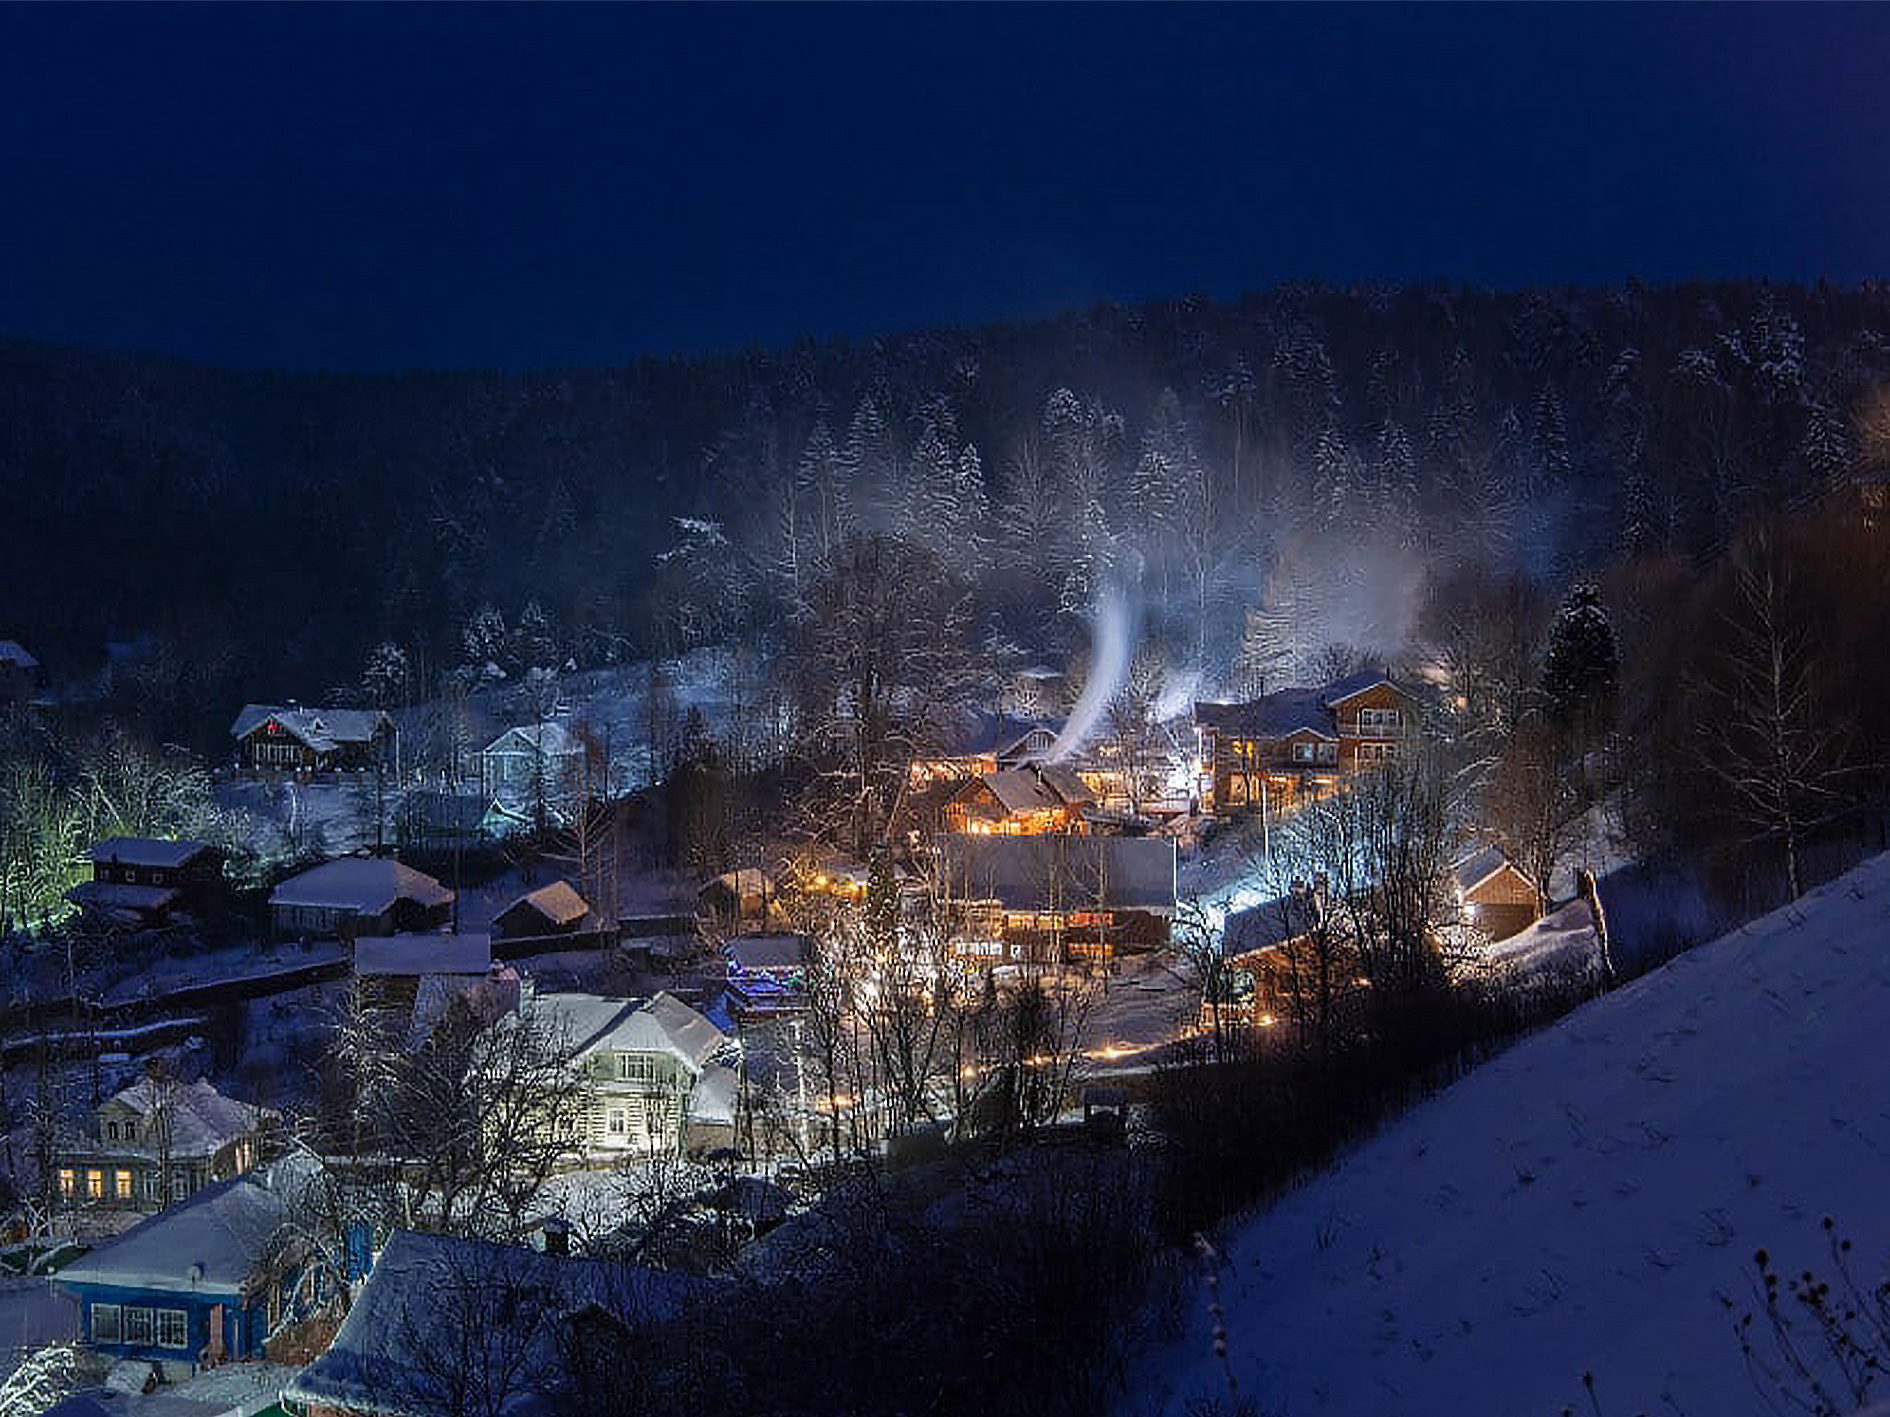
1130;850;1890;1417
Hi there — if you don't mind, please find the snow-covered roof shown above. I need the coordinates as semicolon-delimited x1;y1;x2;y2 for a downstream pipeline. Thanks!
101;1077;269;1160
57;1175;284;1297
724;933;810;972
702;868;772;897
1222;891;1324;956
939;833;1177;913
283;1229;709;1417
353;933;492;977
528;990;729;1074
269;857;453;914
230;703;390;751
66;880;179;914
0;639;38;669
1452;843;1515;895
482;720;584;758
87;837;217;870
1197;671;1422;740
499;880;590;929
972;764;1096;815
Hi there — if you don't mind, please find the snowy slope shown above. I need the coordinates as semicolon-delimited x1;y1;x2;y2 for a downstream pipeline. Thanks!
1130;850;1890;1417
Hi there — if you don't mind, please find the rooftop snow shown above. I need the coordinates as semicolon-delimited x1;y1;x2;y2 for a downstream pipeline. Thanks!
939;833;1176;913
0;640;38;669
98;1077;269;1160
229;703;390;751
499;879;590;928
269;857;452;913
87;837;217;870
528;990;729;1073
1452;842;1514;895
57;1176;285;1296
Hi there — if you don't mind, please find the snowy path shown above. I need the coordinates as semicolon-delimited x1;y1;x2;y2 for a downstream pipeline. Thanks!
1128;850;1890;1417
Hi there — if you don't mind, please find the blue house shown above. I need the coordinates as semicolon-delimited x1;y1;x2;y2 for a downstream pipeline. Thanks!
56;1169;309;1381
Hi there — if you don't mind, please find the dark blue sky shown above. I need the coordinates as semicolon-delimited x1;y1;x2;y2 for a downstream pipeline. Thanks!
2;3;1885;372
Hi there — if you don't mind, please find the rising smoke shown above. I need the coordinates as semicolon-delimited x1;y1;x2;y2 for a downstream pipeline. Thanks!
1046;578;1137;762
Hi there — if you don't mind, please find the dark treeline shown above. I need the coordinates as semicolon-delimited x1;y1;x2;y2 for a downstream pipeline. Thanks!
3;280;1886;752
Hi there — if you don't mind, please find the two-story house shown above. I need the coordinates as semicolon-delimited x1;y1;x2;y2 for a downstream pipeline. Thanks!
54;1076;276;1213
943;762;1096;835
519;989;741;1159
936;832;1177;966
231;704;397;777
480;722;589;833
1195;669;1424;813
65;837;225;927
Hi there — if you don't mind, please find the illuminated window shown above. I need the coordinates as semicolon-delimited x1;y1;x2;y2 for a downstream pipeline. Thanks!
57;1168;75;1197
86;1169;104;1199
114;1170;131;1201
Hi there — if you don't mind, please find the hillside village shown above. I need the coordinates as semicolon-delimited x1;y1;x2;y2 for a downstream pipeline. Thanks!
2;478;1887;1417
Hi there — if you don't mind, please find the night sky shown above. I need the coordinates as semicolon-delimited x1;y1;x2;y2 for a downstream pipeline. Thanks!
2;3;1885;373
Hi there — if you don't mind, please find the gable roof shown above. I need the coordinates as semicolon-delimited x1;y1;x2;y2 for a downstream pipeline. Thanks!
527;990;730;1074
0;639;37;669
87;837;217;870
103;1076;269;1159
938;833;1176;913
1452;843;1516;896
269;857;453;914
57;1174;285;1296
1223;891;1326;956
1197;670;1422;741
230;704;391;751
1320;668;1416;707
499;880;590;929
282;1229;709;1417
483;721;584;758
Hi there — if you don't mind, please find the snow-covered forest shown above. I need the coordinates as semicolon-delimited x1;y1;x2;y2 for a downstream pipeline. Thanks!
3;281;1885;751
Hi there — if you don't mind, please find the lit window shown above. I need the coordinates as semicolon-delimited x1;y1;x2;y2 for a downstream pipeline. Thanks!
86;1169;104;1199
92;1303;122;1344
58;1168;75;1197
158;1310;187;1349
114;1170;131;1201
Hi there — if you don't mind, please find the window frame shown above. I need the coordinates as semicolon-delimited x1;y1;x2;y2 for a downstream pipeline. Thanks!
157;1308;188;1349
91;1302;122;1344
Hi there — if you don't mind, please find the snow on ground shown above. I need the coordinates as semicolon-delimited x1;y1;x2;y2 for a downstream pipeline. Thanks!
1475;897;1604;983
1128;849;1890;1417
1078;954;1205;1071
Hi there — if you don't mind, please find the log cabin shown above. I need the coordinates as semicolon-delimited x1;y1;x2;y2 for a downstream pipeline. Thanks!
936;832;1175;967
1451;843;1542;942
230;703;397;777
66;837;225;926
1195;669;1424;814
943;762;1096;835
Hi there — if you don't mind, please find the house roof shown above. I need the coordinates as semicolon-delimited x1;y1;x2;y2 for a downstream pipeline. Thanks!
354;934;493;977
483;721;584;757
282;1229;710;1417
57;1174;285;1297
970;764;1097;816
938;833;1176;913
269;857;453;914
724;933;810;972
527;990;730;1074
499;880;590;929
702;868;771;898
0;640;38;669
1452;844;1516;896
66;880;179;915
87;837;216;870
230;704;391;752
102;1077;269;1160
1223;891;1325;956
1197;670;1422;741
933;708;1060;761
1320;668;1415;707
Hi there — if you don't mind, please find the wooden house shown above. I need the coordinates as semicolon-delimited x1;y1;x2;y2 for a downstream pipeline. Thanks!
231;704;397;777
1195;670;1424;814
65;837;224;926
906;711;1060;787
1211;882;1367;1037
54;1076;275;1214
282;1229;709;1417
944;762;1096;835
0;639;38;702
936;832;1175;966
493;879;599;945
513;989;741;1158
59;1163;316;1381
698;868;775;930
269;857;453;939
352;933;494;1016
1452;843;1542;942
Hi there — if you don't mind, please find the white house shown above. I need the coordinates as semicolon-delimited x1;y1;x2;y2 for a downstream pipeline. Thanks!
480;722;588;831
517;989;740;1159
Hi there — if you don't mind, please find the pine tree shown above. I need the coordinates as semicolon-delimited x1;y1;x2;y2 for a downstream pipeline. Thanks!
1540;584;1619;731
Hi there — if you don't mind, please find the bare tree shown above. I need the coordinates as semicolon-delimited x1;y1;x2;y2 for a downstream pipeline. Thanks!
1694;532;1862;900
